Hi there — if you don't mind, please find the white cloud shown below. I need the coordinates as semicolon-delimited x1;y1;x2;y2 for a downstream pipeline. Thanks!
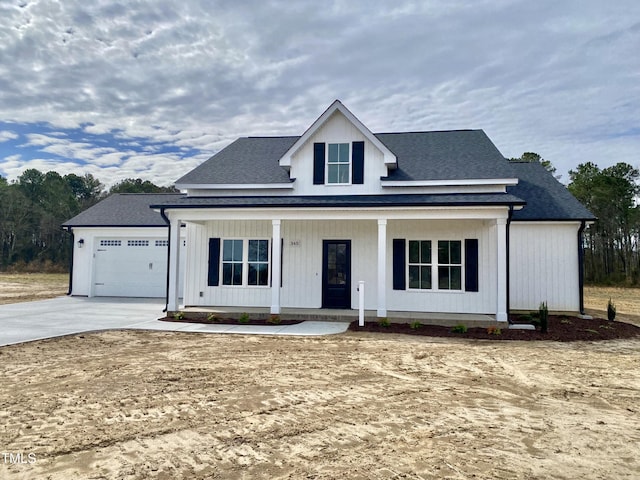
0;130;18;142
0;0;637;184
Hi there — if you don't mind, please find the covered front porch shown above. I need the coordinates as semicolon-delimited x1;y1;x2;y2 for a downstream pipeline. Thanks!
162;200;513;323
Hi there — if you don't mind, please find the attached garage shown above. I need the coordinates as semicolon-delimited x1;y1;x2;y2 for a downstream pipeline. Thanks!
93;237;185;297
63;194;185;298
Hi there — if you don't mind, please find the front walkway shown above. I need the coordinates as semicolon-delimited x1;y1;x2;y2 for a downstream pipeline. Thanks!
0;297;348;347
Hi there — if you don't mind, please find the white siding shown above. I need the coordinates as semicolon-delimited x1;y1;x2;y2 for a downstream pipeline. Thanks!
184;218;496;315
185;220;378;309
290;110;388;195
281;220;378;309
509;222;580;312
184;221;273;307
387;219;497;314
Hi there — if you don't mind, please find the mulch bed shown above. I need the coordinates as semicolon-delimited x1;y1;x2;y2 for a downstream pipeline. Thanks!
159;317;302;326
349;315;640;342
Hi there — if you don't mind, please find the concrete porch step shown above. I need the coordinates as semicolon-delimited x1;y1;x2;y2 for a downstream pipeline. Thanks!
180;306;501;328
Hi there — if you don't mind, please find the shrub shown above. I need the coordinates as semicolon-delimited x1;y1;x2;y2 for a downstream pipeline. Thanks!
607;298;616;321
539;301;548;334
238;313;250;324
410;321;422;330
267;314;281;325
487;326;501;335
173;311;185;320
206;313;218;323
452;324;467;334
377;317;390;327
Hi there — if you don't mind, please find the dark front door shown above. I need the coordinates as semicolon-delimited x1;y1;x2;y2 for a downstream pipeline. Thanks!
322;240;351;309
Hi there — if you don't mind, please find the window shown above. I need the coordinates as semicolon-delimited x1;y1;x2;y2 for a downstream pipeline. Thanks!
248;240;269;286
220;239;270;287
127;240;149;247
327;143;350;184
408;240;432;289
438;240;462;290
100;240;121;246
155;240;168;247
222;239;243;286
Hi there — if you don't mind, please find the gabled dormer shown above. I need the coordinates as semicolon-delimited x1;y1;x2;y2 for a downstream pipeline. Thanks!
279;100;398;195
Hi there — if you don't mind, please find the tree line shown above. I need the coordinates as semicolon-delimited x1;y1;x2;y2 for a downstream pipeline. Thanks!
2;160;639;285
512;153;640;285
0;169;176;271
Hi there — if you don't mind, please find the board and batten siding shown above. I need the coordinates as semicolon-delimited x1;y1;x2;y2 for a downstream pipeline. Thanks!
290;110;387;195
185;218;496;314
184;220;378;309
280;220;378;309
509;222;580;312
184;220;273;307
386;219;497;314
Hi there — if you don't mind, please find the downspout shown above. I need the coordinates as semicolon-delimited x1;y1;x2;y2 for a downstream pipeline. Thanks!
160;208;171;313
64;226;74;296
578;220;586;315
506;205;514;320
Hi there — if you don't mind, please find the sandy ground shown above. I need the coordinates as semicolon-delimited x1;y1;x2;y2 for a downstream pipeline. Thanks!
584;285;640;326
1;330;639;479
0;273;68;305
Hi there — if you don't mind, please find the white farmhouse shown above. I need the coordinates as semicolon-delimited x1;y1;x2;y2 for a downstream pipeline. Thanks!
64;101;594;323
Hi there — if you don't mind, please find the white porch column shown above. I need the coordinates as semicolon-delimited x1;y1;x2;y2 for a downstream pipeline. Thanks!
167;215;182;312
271;219;282;314
377;219;387;317
496;218;508;322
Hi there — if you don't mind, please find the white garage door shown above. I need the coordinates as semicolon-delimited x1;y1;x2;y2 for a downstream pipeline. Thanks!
94;238;183;298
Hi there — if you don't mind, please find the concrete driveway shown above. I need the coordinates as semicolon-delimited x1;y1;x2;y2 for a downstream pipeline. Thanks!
0;296;348;346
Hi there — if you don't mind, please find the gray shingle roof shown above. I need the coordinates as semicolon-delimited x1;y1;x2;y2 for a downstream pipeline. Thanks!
176;137;297;185
151;193;525;209
175;130;513;185
376;130;510;181
62;193;184;227
508;162;595;221
65;134;593;226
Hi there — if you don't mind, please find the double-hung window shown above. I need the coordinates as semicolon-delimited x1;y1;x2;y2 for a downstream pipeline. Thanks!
327;143;350;184
221;239;270;286
248;240;269;286
408;240;432;289
222;240;244;286
438;240;462;290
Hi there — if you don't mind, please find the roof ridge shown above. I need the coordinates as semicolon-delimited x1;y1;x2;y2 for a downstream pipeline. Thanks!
374;129;482;135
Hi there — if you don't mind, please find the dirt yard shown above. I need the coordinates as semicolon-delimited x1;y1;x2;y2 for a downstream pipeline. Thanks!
584;285;640;326
0;273;68;305
1;330;639;479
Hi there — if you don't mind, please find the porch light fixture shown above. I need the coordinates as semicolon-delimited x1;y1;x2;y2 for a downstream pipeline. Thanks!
77;238;85;248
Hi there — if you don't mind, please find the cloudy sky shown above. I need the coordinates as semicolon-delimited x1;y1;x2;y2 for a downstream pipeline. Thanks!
0;0;638;188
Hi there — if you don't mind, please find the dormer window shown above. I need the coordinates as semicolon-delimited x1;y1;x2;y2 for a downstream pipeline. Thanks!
327;143;350;184
313;141;365;186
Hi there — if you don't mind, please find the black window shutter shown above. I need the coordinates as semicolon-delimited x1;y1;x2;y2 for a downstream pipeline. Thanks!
313;143;325;184
352;141;364;184
392;239;406;290
465;239;479;292
208;238;220;286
